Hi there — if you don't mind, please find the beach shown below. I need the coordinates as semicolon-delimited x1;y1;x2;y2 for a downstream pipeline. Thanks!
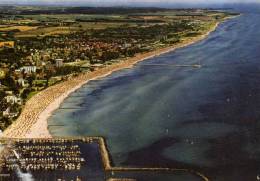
2;19;225;139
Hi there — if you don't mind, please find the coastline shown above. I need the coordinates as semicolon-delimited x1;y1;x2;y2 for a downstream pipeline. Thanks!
2;18;232;139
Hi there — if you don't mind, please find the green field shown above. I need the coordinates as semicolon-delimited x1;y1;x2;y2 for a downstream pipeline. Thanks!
0;9;231;38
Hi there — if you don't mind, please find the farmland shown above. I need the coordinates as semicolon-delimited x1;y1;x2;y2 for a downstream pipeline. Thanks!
0;8;233;38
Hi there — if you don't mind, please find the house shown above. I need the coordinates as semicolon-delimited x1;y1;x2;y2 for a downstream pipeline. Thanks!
17;78;26;87
3;107;10;117
123;43;132;48
3;107;18;118
5;95;22;105
55;59;64;68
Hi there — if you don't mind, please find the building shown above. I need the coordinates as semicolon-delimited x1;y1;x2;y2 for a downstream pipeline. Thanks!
5;95;22;105
3;107;10;117
3;107;18;118
17;78;26;87
20;66;37;74
123;43;132;48
55;59;64;68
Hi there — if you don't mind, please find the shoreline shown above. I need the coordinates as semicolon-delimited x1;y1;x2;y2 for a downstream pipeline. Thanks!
2;18;232;138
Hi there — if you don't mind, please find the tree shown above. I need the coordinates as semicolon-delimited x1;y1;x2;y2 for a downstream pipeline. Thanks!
0;99;8;112
27;74;36;87
86;51;93;62
44;66;55;87
0;116;11;130
0;90;5;100
2;73;16;88
21;88;31;99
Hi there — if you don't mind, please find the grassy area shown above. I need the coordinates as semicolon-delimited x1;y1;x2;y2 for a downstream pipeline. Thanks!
9;12;173;37
26;78;62;100
22;14;127;21
2;10;230;38
15;26;78;37
14;22;137;37
26;91;39;100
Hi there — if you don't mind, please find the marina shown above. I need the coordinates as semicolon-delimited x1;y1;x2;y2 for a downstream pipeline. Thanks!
0;137;209;181
0;138;104;181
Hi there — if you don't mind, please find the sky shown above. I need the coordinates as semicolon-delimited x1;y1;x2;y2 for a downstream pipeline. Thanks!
0;0;259;7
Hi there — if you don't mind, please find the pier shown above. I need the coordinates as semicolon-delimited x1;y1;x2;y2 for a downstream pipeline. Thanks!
96;137;210;181
141;63;202;68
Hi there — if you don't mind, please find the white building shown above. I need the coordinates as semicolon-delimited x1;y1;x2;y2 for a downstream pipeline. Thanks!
123;43;132;48
55;59;64;68
20;66;37;74
5;95;22;105
17;78;26;87
3;107;10;117
3;107;18;118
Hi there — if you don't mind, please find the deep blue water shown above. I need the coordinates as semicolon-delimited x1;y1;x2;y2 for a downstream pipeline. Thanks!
49;9;260;181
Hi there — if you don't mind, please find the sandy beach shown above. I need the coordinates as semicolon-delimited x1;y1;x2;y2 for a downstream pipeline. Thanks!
2;20;224;139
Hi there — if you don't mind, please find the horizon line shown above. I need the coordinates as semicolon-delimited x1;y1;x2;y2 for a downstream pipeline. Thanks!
0;2;258;7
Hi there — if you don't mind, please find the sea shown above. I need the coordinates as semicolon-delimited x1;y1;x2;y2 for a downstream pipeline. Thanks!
48;5;260;181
